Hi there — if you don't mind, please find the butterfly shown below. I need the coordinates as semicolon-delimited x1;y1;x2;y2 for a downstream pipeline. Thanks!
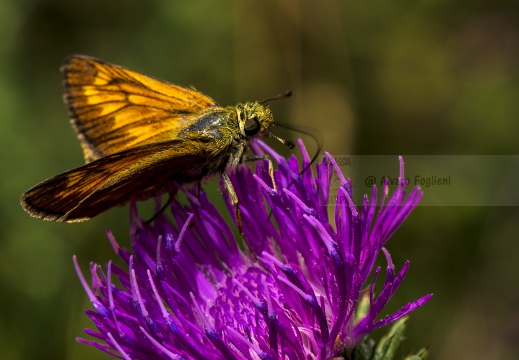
20;55;291;231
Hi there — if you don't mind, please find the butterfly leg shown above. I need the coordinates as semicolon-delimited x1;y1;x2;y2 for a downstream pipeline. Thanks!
243;155;281;254
244;155;277;192
144;187;178;225
222;172;259;255
221;171;242;230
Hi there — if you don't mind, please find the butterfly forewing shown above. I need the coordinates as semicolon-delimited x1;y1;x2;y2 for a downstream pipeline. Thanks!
63;55;220;162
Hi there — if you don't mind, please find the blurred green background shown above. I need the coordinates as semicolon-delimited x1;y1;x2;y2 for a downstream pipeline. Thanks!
1;0;519;359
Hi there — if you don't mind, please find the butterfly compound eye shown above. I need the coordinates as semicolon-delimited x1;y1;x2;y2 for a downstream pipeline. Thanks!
244;117;261;136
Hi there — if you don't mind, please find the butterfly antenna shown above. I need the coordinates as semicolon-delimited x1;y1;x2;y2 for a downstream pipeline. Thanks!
259;90;292;104
270;133;295;149
276;123;323;167
260;90;294;148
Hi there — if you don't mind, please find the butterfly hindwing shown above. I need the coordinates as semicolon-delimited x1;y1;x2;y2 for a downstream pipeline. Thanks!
20;137;232;222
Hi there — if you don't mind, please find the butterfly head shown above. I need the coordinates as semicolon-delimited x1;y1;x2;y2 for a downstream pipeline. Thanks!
236;102;274;140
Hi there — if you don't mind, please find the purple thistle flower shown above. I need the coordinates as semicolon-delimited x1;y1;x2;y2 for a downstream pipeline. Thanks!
74;140;432;360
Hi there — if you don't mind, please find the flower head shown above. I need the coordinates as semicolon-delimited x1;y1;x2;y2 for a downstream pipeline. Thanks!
75;140;432;359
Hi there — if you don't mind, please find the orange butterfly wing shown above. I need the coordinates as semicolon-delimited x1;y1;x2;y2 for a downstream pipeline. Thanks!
63;55;220;162
20;137;233;222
